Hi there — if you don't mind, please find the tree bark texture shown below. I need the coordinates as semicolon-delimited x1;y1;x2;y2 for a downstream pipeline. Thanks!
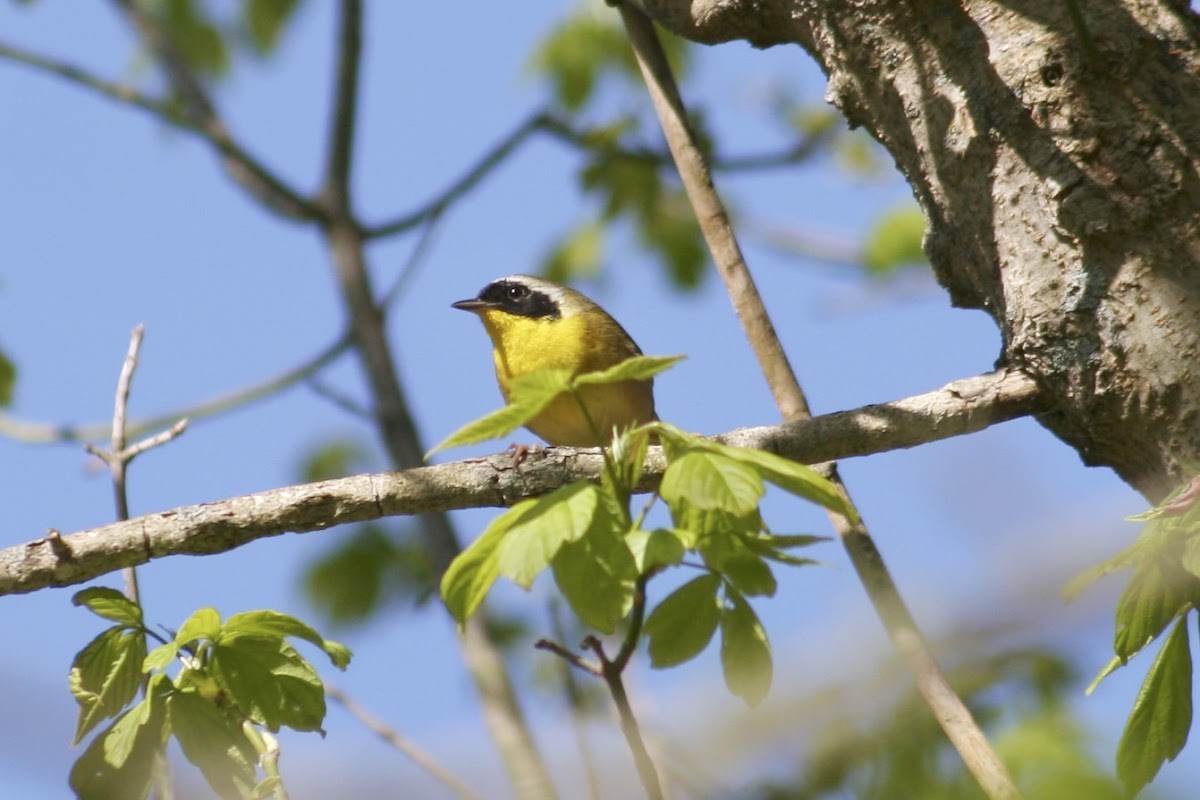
633;0;1200;500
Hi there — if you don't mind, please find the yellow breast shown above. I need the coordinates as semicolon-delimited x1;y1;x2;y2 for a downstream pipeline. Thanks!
477;309;656;446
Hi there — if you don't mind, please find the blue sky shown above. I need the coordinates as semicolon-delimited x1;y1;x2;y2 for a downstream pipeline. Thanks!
0;3;1188;798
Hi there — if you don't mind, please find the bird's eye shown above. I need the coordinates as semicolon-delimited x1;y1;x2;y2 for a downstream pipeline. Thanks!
506;284;527;301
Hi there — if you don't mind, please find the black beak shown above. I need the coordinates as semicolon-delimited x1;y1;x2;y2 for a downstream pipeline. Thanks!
451;298;491;312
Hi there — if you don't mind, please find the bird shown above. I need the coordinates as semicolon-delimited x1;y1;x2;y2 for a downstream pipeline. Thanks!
452;274;658;447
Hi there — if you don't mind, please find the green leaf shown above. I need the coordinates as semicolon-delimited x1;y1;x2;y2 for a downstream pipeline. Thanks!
0;348;14;406
244;0;299;53
300;438;372;483
697;533;777;597
176;606;222;645
427;368;572;455
1085;655;1124;696
168;690;258;800
627;528;687;573
1114;559;1194;662
861;204;927;276
644;574;721;668
304;525;399;626
1182;535;1200;580
70;675;169;800
543;220;604;286
162;0;229;78
1064;523;1166;601
143;641;180;673
1116;616;1193;796
661;450;764;517
702;440;855;521
720;588;773;706
441;503;528;625
717;554;777;598
529;13;633;111
497;481;606;590
637;189;707;289
575;354;685;387
222;610;351;670
552;525;638;633
73;587;144;627
209;637;325;733
741;532;827;568
70;627;148;745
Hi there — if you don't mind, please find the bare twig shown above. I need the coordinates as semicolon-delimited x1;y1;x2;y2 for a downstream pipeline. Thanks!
325;683;485;800
364;112;552;240
0;370;1041;597
84;327;186;605
534;639;603;677
616;7;1021;800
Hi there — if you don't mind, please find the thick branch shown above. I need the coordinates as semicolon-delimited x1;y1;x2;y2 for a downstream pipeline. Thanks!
0;370;1040;596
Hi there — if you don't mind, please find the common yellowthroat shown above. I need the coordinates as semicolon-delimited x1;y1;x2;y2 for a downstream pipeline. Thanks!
453;275;658;447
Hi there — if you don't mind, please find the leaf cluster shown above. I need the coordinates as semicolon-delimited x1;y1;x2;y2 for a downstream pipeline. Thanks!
68;587;349;800
437;357;852;707
1066;481;1200;796
530;7;707;289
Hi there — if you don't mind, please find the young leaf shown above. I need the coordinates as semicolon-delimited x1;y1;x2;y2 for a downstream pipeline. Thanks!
552;525;638;633
716;555;778;598
644;574;721;668
1116;616;1193;796
427;368;572;455
70;681;168;800
72;587;143;628
626;528;687;574
720;588;773;706
69;627;147;745
168;689;258;799
441;503;527;625
1114;559;1194;662
697;532;778;597
208;637;325;733
176;607;223;646
574;354;685;386
497;481;606;590
660;450;764;516
1064;520;1168;601
143;641;181;673
701;441;854;521
222;610;351;670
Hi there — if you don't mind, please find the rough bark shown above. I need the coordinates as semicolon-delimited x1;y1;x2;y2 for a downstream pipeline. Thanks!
632;0;1200;500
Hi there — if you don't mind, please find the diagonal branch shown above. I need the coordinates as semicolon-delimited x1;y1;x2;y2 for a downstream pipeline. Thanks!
0;369;1040;597
104;1;325;223
616;7;1022;799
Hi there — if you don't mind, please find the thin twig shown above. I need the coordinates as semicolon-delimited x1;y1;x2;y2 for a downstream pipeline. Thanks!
364;112;551;239
534;639;603;677
0;333;352;445
86;327;190;605
616;7;1021;800
325;683;485;800
105;1;325;223
583;636;664;800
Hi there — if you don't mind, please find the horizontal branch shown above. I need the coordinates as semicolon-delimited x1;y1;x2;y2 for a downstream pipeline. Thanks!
0;369;1040;597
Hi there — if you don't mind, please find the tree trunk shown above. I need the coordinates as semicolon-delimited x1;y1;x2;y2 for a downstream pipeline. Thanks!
632;0;1200;501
